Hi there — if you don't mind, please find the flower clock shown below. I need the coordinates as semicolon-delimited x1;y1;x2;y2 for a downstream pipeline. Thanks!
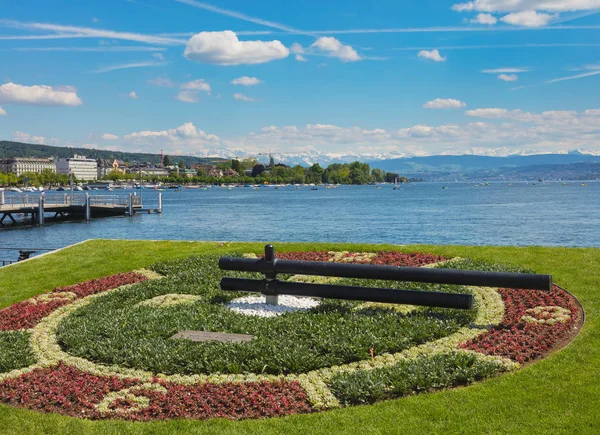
0;251;582;421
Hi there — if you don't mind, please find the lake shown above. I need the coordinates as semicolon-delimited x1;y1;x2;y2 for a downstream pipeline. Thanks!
1;182;598;252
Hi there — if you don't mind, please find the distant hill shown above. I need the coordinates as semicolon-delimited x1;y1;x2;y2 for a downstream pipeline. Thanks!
369;151;600;174
0;141;229;166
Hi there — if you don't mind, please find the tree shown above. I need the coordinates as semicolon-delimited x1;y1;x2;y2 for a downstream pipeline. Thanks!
305;163;324;184
251;164;266;177
178;159;185;169
231;159;242;173
371;168;385;183
163;155;170;167
269;155;275;169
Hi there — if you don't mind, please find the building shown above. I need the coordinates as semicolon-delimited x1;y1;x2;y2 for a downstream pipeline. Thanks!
56;155;98;181
0;157;56;176
127;166;170;177
208;168;224;178
223;168;239;177
97;159;125;179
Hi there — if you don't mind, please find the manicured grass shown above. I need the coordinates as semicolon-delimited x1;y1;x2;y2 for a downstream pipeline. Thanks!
0;239;599;434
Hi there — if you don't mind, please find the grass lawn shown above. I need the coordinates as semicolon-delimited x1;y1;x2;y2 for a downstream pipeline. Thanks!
0;239;598;434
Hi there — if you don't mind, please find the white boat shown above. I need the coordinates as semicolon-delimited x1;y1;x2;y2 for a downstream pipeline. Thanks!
9;187;23;193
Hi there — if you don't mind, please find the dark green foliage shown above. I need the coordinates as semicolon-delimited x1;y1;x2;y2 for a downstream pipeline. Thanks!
0;331;36;373
329;352;504;405
56;255;473;376
0;140;227;167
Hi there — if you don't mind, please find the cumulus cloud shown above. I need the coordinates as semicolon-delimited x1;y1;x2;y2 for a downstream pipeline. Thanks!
498;73;518;81
290;43;304;54
13;131;51;145
175;91;200;103
311;37;361;62
184;30;289;65
470;13;497;24
233;93;254;102
125;122;219;141
148;76;175;87
0;82;82;106
500;10;555;27
452;1;599;13
128;91;139;99
0;106;6;116
122;122;220;153
295;54;307;62
101;133;119;140
423;98;467;109
418;49;446;62
175;79;211;103
181;79;211;92
231;76;262;86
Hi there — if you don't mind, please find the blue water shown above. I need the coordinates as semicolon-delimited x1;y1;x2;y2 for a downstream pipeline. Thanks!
1;182;598;251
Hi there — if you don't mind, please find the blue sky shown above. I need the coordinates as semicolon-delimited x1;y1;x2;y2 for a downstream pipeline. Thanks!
0;0;599;158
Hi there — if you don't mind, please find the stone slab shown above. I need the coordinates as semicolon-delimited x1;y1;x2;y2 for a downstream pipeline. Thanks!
171;330;255;343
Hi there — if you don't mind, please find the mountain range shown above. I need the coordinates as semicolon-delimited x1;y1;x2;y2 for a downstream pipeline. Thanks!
2;140;599;181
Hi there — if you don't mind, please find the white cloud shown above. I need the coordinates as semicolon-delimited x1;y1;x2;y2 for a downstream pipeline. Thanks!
0;20;186;45
0;106;6;116
231;76;262;86
470;13;498;24
92;61;167;73
295;54;307;62
128;91;139;99
290;43;304;54
176;79;211;103
123;122;220;153
233;92;254;102
13;131;51;145
181;79;211;92
0;82;82;106
101;133;119;140
546;69;600;83
452;1;600;13
498;73;518;81
311;37;361;62
184;30;289;65
152;52;165;60
423;98;467;109
482;67;529;73
175;90;200;103
148;76;175;87
418;49;446;62
500;10;556;27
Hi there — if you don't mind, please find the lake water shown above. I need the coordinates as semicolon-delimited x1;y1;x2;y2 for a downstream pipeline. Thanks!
1;182;598;253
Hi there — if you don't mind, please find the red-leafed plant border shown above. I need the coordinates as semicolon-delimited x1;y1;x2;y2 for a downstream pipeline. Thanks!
272;251;447;266
0;363;312;421
0;272;148;331
460;285;583;364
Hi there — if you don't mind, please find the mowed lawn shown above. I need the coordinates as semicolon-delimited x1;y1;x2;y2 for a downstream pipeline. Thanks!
0;239;598;435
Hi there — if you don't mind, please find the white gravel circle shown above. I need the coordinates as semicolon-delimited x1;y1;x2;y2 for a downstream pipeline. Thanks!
227;295;321;318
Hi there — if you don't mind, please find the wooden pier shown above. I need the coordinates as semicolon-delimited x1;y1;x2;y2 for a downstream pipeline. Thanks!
0;191;162;226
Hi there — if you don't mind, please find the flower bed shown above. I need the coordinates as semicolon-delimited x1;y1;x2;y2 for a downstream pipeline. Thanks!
460;285;580;364
0;363;311;420
0;252;582;421
0;272;149;331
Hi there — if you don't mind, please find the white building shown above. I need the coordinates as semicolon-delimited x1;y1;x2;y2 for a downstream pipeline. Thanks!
56;155;98;181
0;157;56;176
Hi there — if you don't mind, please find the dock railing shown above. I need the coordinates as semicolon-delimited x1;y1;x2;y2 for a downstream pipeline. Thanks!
0;192;142;208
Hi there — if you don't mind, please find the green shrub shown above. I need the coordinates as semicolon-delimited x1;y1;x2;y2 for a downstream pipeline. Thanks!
329;352;504;405
0;331;36;373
